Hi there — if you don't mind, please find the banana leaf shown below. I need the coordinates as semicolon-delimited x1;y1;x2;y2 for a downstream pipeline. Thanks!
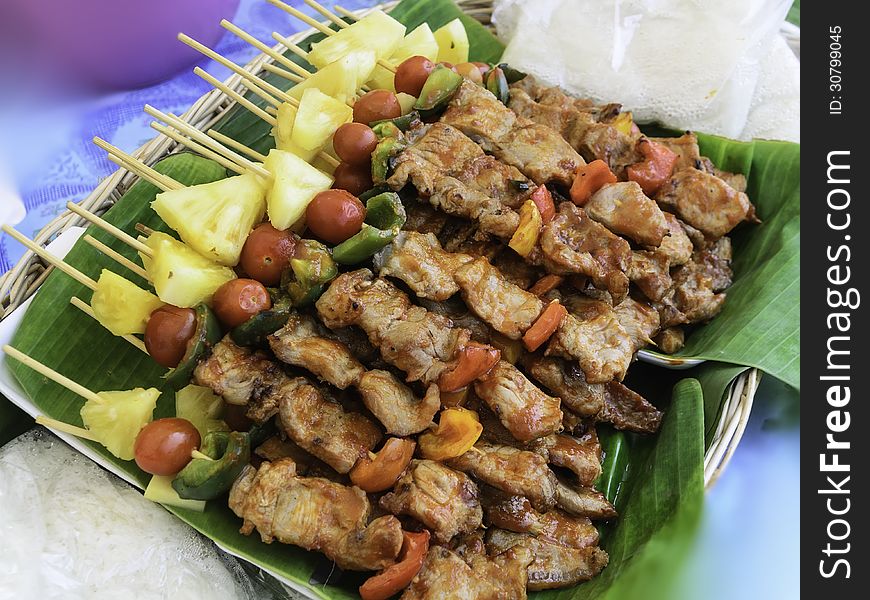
3;0;798;597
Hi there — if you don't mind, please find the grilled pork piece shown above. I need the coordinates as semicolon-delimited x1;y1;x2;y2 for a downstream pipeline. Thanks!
603;382;664;434
509;76;640;176
441;80;584;187
584;182;669;247
380;460;483;543
656;167;754;238
627;250;673;302
254;437;340;482
650;133;704;172
539;202;632;303
482;489;600;548
401;545;533;600
486;529;609;591
528;431;603;487
612;297;661;354
229;460;403;571
554;295;634;383
454;257;544;340
195;338;381;473
473;360;563;442
375;231;473;301
317;269;470;386
449;442;558;512
268;313;365;389
652;212;694;266
269;314;440;436
554;480;618;520
388;123;524;240
654;326;686;354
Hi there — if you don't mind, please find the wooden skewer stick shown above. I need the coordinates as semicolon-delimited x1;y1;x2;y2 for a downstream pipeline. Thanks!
35;415;101;442
332;5;360;21
257;62;305;85
266;0;335;36
193;67;277;126
150;121;250;177
221;20;313;79
1;225;97;290
69;297;148;354
93;137;183;192
83;235;149;280
303;0;350;28
65;202;154;258
3;345;104;404
271;32;312;63
191;449;216;461
178;33;296;107
208;130;268;162
144;105;272;180
268;0;397;73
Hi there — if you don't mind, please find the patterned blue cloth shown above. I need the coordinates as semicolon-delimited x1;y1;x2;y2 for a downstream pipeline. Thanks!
0;0;375;274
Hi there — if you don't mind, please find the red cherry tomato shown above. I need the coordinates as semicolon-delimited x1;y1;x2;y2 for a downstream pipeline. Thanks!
134;417;201;476
144;305;197;368
332;161;374;196
239;223;296;286
333;123;379;166
353;90;402;125
394;55;435;97
306;189;367;244
212;279;272;328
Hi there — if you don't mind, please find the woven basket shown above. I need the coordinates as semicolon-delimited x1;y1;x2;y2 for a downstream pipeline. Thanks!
0;0;772;488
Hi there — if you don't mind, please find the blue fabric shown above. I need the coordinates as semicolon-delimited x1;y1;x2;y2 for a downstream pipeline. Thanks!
0;0;375;274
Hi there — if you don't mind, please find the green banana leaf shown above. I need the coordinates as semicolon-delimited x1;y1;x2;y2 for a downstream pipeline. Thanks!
3;0;798;597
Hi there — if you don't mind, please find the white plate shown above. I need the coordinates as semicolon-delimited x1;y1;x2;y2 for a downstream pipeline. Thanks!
637;349;705;369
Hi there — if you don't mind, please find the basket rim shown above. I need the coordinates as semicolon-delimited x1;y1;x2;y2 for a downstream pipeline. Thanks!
0;0;770;489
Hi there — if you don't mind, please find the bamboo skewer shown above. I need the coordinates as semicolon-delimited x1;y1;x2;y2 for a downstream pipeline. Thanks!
69;297;148;353
303;0;350;28
83;235;149;280
66;202;154;257
333;6;360;21
208;130;268;162
260;62;307;85
271;33;313;64
93;137;183;192
3;345;104;404
178;33;296;107
268;0;396;73
1;225;97;290
221;20;312;80
194;67;277;126
150;121;249;177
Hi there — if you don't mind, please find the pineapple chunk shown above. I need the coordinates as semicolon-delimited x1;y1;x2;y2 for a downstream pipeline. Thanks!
307;10;405;69
141;232;236;308
289;51;376;105
144;475;206;512
368;24;439;91
397;92;417;115
434;19;470;65
151;173;266;266
175;384;228;439
263;149;334;230
290;88;353;160
80;387;160;460
272;102;297;152
90;269;163;336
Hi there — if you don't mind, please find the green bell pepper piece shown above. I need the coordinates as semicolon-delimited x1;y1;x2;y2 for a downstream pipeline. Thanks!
172;430;251;500
414;65;463;113
496;63;527;84
230;294;294;346
486;67;510;105
371;136;404;185
282;239;338;306
164;304;222;391
332;192;407;265
371;111;422;134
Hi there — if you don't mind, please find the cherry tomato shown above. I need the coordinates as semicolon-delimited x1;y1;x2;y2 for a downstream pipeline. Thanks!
134;417;201;476
239;223;296;286
306;189;366;244
353;90;402;125
333;123;379;166
394;55;435;97
144;305;197;368
212;279;271;328
455;62;483;85
333;161;374;196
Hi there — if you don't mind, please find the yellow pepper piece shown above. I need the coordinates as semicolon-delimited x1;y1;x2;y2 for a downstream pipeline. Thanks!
611;111;634;136
508;199;543;258
418;407;483;461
